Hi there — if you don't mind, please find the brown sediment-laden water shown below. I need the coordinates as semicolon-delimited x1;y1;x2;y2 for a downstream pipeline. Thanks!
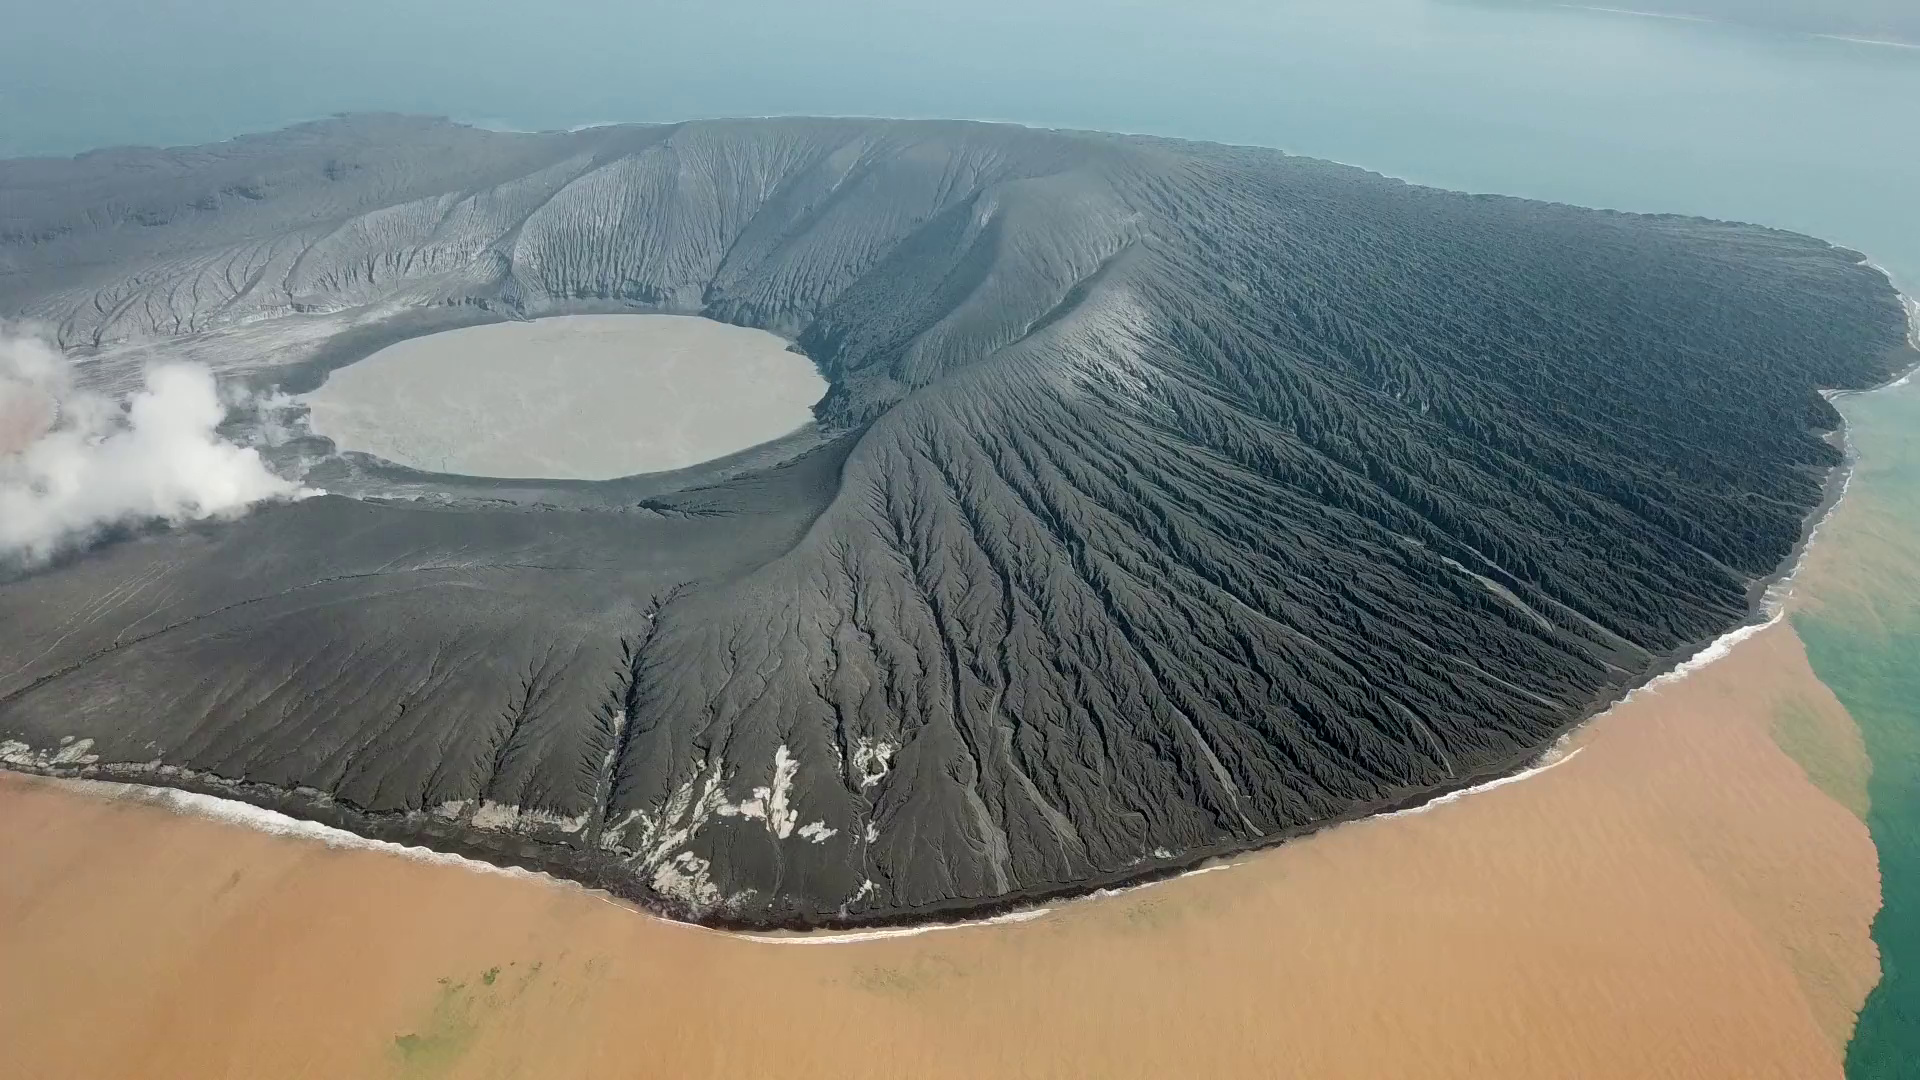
0;614;1878;1079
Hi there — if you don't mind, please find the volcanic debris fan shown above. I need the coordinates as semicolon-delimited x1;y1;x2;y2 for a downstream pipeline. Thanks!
0;116;1910;925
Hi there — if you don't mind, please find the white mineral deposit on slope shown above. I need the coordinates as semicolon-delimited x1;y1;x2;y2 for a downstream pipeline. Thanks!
300;314;827;480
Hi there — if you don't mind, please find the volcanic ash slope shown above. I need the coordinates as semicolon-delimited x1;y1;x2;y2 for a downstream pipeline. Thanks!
0;116;1910;926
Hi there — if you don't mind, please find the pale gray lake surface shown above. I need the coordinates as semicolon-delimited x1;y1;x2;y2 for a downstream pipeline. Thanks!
302;316;826;480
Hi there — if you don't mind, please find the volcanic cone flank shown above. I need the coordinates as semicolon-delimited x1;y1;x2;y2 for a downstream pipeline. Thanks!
0;115;1910;926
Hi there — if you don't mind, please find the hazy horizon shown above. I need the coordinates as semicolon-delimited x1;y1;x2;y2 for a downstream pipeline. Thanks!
6;1;1914;153
1545;0;1920;44
8;1;1918;291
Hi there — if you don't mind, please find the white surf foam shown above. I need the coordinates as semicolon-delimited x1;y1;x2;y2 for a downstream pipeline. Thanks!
64;777;556;883
1643;612;1782;694
735;907;1053;945
1379;746;1587;822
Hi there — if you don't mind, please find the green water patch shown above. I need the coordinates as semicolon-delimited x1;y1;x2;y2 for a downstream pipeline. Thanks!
389;962;543;1079
389;976;481;1076
1798;381;1920;1077
1810;605;1920;1077
1770;694;1871;820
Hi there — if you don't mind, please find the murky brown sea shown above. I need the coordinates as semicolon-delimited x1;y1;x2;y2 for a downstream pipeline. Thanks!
0;621;1878;1079
0;388;52;455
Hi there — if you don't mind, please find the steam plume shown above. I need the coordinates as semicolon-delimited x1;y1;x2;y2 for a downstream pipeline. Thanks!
0;328;310;568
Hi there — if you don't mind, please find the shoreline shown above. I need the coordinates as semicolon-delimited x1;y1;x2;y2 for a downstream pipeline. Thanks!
5;262;1912;943
0;495;1848;944
7;311;1910;938
0;388;1892;939
3;628;1874;1080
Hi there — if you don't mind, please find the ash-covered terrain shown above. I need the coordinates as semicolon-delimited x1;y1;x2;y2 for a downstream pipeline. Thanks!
0;115;1911;926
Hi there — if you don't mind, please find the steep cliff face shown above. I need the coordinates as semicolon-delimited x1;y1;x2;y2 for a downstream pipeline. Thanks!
0;116;1909;925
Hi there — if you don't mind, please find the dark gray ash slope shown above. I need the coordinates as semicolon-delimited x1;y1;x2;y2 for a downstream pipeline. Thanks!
1;115;1910;925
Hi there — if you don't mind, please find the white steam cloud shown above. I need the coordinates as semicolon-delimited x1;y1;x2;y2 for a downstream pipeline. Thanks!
0;327;311;567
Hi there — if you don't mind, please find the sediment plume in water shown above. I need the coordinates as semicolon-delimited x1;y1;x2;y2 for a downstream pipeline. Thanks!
0;620;1875;1079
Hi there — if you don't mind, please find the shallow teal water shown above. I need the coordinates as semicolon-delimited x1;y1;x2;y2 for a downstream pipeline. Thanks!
6;0;1919;1065
1793;381;1920;1076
